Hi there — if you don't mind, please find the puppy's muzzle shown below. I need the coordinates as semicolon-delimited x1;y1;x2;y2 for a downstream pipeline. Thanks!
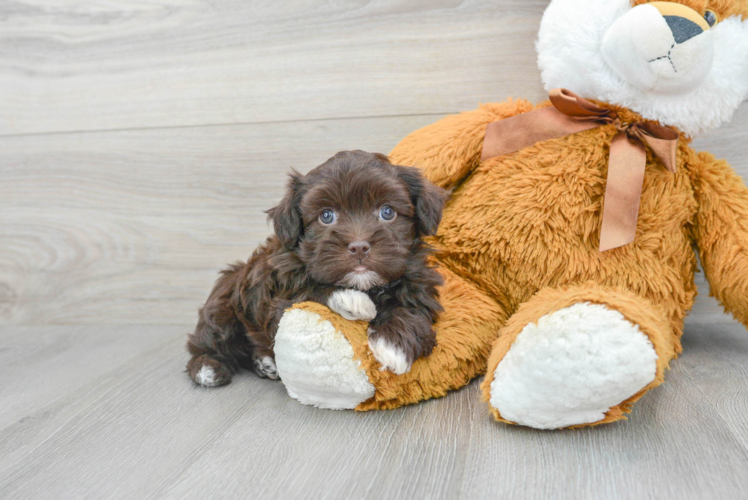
601;1;713;95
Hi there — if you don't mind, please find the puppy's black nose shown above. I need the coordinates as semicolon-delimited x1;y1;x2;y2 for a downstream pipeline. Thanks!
348;241;370;259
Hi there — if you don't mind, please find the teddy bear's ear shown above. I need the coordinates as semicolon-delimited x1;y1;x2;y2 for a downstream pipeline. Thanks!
396;165;449;236
266;170;305;249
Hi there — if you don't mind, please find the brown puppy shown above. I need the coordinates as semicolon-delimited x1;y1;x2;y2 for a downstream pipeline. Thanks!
186;150;447;387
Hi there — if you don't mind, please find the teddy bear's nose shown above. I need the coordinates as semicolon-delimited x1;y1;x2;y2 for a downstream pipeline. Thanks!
664;15;703;43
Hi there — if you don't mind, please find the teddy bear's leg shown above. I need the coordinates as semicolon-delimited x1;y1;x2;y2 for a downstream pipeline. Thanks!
274;266;508;410
481;283;676;429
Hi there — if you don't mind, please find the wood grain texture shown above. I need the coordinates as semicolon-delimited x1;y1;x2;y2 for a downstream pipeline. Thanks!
458;358;748;499
679;322;748;450
2;1;748;498
0;0;548;136
0;115;438;325
1;0;746;326
1;105;747;326
1;324;747;500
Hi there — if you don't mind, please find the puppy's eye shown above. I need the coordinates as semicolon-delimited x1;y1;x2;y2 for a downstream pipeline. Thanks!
379;205;396;221
704;10;717;27
319;209;337;225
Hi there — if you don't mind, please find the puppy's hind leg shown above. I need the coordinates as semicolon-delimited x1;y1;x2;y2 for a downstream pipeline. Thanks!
186;318;247;387
187;324;278;385
187;353;234;387
246;298;295;381
186;273;252;387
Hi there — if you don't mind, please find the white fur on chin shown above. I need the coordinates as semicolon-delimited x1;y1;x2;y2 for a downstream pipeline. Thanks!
338;270;386;291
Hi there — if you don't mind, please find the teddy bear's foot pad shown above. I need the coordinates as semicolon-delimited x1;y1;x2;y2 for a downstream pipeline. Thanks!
274;307;375;410
489;302;658;429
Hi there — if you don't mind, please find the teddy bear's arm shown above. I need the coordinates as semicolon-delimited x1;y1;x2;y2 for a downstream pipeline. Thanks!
389;99;536;190
690;151;748;327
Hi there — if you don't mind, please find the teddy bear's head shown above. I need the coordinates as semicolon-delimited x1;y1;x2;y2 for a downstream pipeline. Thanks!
537;0;748;136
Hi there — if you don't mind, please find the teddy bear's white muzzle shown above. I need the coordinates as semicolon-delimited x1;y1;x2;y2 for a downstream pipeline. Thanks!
601;2;713;95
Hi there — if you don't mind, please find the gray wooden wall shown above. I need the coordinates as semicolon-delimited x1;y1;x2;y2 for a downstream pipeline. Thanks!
1;0;746;326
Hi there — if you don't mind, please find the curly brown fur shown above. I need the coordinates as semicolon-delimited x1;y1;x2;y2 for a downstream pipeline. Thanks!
186;150;447;386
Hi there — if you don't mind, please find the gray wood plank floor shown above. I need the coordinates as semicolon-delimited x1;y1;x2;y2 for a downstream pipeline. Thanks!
2;323;748;499
2;1;748;498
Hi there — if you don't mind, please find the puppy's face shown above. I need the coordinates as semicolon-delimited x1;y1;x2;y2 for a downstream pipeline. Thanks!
267;151;447;290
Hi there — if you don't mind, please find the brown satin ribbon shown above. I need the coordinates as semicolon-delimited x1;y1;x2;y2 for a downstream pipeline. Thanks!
481;89;679;252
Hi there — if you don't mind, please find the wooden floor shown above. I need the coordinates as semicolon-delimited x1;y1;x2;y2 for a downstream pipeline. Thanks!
2;1;748;498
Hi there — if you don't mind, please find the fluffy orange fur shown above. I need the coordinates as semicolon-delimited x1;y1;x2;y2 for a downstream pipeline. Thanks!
290;95;748;426
690;152;748;325
393;99;700;346
289;264;506;410
479;282;674;427
631;0;748;20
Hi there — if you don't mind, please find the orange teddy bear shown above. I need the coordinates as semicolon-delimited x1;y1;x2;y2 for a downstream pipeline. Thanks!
273;0;748;429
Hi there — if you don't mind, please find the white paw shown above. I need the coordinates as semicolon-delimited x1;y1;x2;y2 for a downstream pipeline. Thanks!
327;289;377;321
195;365;218;387
254;356;279;380
490;302;658;429
368;333;411;375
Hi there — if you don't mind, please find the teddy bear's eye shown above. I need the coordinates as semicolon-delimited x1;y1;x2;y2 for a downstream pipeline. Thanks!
704;10;717;27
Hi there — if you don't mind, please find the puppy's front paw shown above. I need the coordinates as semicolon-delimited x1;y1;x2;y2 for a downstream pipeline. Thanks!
368;334;412;375
327;289;377;321
253;355;279;380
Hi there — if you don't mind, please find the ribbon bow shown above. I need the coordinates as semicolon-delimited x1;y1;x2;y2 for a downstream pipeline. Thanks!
480;89;679;252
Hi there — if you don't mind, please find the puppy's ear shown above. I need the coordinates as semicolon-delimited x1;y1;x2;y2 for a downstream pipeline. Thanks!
266;171;304;249
372;152;392;164
397;166;448;236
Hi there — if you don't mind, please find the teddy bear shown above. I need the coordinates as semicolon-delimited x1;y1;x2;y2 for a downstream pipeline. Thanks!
271;0;748;429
